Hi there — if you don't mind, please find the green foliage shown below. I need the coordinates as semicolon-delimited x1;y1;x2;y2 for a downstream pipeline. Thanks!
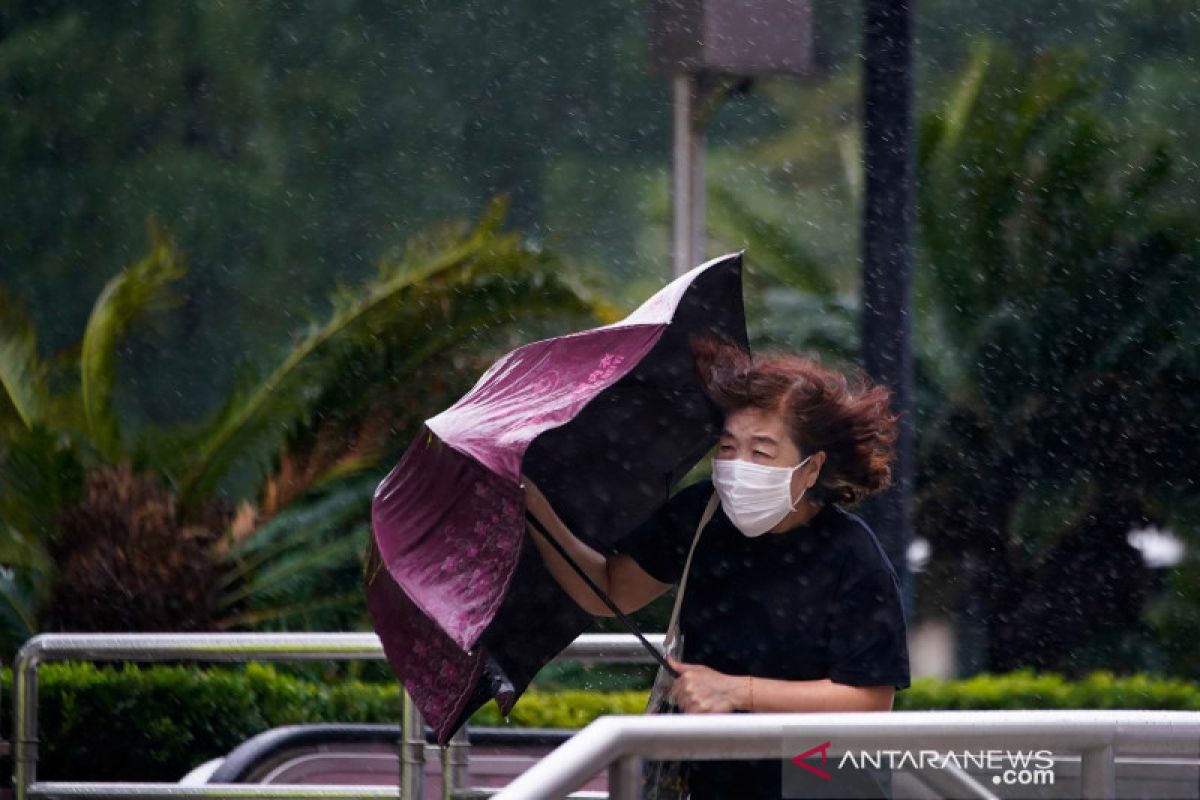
167;194;600;510
700;71;864;364
80;218;187;462
469;689;649;728
1145;553;1200;677
0;289;51;434
0;195;610;655
0;661;400;781
708;184;838;299
912;39;1200;674
0;424;84;648
0;1;665;433
897;669;1200;711
699;36;1200;677
214;470;380;631
5;662;1196;782
3;0;1199;688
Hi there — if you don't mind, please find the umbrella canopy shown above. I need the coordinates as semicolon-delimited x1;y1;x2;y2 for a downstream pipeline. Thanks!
364;251;749;743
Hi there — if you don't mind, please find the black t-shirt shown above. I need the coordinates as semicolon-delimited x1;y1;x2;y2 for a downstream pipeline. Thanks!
613;478;911;799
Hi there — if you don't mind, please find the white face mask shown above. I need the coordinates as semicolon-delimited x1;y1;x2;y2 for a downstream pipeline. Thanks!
711;455;813;538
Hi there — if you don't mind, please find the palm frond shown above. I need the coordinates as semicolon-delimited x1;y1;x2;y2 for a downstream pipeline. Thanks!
0;424;86;549
0;519;54;572
215;469;377;586
0;564;45;657
218;532;366;609
172;200;517;508
755;288;859;361
918;40;1093;343
213;473;374;631
174;196;602;511
707;184;839;297
213;589;366;630
250;264;603;514
80;217;187;460
0;288;51;434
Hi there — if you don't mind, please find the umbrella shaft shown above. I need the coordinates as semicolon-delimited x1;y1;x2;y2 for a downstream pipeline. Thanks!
524;511;679;679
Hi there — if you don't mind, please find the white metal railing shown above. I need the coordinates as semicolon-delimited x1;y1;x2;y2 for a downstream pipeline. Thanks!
11;631;660;800
492;709;1200;800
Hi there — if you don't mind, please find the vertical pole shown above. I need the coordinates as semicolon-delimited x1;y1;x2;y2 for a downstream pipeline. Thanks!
13;648;40;800
671;72;705;278
859;0;916;623
401;688;426;799
442;725;470;800
608;755;644;800
1080;745;1117;799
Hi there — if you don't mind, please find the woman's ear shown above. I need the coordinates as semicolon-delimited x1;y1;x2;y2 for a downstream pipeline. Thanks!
804;451;826;488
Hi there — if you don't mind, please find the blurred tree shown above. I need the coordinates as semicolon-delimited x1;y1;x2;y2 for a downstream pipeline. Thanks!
0;197;613;655
915;39;1200;675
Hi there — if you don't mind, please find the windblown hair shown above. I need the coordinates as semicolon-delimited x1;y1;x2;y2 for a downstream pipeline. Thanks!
691;333;900;508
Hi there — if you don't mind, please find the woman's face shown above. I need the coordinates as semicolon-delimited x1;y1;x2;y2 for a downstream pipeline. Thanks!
716;406;801;465
716;406;823;505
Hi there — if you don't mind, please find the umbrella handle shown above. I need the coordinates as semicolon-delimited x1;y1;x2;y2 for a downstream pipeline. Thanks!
525;511;681;679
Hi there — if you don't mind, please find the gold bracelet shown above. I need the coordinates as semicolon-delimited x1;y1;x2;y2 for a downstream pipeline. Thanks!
748;676;755;712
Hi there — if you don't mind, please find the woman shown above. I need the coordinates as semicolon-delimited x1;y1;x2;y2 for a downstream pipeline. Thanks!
523;335;910;799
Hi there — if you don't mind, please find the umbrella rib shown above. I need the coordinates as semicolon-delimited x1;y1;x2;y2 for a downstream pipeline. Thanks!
524;511;680;679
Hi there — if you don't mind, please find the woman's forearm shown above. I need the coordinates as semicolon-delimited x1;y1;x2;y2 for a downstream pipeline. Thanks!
523;475;612;615
736;676;894;713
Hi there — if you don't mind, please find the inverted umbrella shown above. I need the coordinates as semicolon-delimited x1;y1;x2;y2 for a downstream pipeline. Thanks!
364;250;749;744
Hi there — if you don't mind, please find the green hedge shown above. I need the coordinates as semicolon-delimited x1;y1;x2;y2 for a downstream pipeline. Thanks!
1;664;1197;784
0;662;402;783
897;668;1200;711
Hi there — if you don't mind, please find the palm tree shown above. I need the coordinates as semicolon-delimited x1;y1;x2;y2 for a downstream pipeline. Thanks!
0;196;614;655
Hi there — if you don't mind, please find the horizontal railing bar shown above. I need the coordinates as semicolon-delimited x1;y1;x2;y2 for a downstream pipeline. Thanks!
492;710;1200;800
14;632;663;664
17;633;385;662
29;786;610;800
451;791;606;800
549;633;664;664
29;785;402;799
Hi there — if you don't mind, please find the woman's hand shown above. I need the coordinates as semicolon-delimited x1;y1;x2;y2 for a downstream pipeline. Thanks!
666;655;751;713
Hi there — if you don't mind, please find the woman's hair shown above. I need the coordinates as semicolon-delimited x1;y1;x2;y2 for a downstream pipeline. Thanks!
691;333;900;507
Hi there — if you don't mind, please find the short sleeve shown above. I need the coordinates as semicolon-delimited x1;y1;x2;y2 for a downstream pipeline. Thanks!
827;564;911;690
611;481;711;586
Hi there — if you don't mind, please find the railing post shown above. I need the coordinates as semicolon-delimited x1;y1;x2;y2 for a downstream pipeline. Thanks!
400;688;425;800
442;725;470;800
13;636;44;800
1080;744;1116;799
607;755;643;800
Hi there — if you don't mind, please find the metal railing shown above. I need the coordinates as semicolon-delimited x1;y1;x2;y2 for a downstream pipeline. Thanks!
12;632;1200;800
492;709;1200;800
11;631;659;800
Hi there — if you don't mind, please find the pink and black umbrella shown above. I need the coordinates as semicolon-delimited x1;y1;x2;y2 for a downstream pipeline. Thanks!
364;251;749;744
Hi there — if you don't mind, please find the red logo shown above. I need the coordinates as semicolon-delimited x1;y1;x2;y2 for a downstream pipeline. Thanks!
791;740;832;780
